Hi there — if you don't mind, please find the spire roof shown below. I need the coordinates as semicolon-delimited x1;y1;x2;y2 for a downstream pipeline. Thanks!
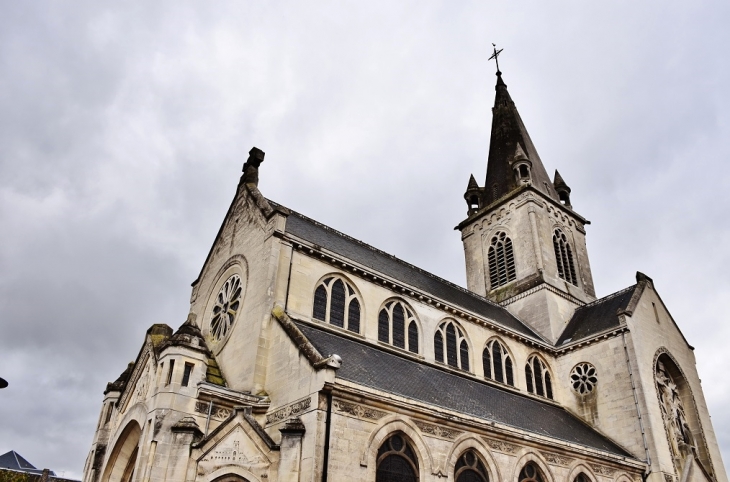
553;169;570;192
483;73;559;206
466;174;479;191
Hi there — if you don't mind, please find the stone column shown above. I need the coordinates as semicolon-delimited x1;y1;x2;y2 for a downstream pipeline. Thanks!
166;417;202;482
279;417;306;482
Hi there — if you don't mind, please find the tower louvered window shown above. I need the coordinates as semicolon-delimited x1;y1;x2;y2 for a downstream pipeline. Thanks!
376;434;419;482
312;276;361;333
455;451;489;482
482;339;514;386
525;355;553;399
487;231;516;289
553;229;577;285
434;320;470;371
378;300;419;354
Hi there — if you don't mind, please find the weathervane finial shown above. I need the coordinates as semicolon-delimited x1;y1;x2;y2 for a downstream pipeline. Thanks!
489;43;503;74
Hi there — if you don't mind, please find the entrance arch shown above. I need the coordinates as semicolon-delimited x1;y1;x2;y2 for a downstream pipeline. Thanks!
102;421;142;482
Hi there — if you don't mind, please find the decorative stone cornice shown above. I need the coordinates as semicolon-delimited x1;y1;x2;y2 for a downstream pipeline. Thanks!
265;396;312;425
541;451;575;466
414;420;464;440
332;400;387;421
482;437;519;454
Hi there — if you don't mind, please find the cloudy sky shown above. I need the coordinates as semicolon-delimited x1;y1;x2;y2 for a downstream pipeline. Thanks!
1;1;728;477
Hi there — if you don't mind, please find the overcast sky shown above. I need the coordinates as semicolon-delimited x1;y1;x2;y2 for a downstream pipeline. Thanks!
1;1;728;478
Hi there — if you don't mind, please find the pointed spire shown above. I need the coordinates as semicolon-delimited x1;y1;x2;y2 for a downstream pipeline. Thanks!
483;73;559;206
511;143;529;164
553;169;572;207
466;174;479;191
464;174;482;215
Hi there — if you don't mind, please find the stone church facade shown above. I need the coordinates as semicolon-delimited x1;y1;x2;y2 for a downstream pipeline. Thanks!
82;72;727;482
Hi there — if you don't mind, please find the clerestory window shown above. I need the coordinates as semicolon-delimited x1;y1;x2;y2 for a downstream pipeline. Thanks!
553;229;578;285
487;231;516;289
525;355;553;399
434;320;470;371
455;451;489;482
482;339;514;386
378;299;419;354
312;276;361;333
518;463;545;482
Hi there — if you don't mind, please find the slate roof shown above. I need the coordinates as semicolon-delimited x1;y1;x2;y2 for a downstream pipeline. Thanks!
276;204;542;341
557;285;638;346
0;451;40;472
296;321;632;457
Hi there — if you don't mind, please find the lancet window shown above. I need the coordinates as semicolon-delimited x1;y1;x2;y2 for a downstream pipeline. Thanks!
455;451;489;482
312;276;361;333
376;433;419;482
434;320;470;371
488;231;516;289
518;463;545;482
378;299;419;354
574;474;591;482
525;355;553;399
482;338;514;386
553;229;578;285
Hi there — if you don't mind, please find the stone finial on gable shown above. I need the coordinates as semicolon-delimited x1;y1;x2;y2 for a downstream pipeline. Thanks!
242;147;265;186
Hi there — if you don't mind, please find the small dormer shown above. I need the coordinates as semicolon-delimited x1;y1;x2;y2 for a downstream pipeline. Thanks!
553;170;572;208
463;174;482;215
510;144;532;185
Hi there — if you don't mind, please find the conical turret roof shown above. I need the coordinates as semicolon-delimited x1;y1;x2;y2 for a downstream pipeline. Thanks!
483;73;559;206
553;169;570;192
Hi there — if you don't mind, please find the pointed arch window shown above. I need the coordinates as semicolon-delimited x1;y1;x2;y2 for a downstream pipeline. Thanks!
434;320;470;371
312;276;361;333
482;339;514;386
525;355;553;399
378;300;419;354
455;451;489;482
518;463;545;482
488;231;516;289
376;433;419;482
574;474;591;482
553;229;577;285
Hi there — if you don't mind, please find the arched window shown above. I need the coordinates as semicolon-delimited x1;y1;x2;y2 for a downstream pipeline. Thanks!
488;231;516;289
376;433;419;482
518;463;545;482
434;320;470;371
574;473;590;482
455;451;489;482
525;355;553;399
553;229;577;285
312;276;361;333
482;339;514;386
378;300;419;353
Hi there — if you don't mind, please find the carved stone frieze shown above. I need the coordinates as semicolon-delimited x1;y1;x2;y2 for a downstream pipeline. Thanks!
195;401;233;421
589;464;617;477
540;451;575;466
265;397;312;425
413;421;463;440
482;437;518;454
332;400;387;420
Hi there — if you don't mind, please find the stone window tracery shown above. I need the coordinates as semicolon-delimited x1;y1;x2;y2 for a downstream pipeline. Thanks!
553;229;578;285
378;299;419;354
312;276;361;333
518;463;545;482
376;433;419;482
434;320;470;371
483;338;514;386
525;355;553;399
455;451;489;482
210;274;243;341
570;362;597;395
488;231;516;289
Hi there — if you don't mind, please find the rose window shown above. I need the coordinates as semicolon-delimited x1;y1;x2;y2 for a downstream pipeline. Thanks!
210;275;242;341
570;362;597;394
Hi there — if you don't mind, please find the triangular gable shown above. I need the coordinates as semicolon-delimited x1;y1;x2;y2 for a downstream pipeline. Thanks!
192;408;279;474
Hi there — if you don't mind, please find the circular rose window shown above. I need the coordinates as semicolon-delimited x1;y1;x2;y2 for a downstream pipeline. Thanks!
210;274;242;341
570;362;598;395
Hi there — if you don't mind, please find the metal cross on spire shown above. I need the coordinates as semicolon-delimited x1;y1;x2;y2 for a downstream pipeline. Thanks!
489;43;503;74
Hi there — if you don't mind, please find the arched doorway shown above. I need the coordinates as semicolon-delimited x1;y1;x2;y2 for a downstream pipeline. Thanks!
102;421;142;482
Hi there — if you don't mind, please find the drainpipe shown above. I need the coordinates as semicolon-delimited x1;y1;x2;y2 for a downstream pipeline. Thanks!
623;332;652;475
321;391;333;482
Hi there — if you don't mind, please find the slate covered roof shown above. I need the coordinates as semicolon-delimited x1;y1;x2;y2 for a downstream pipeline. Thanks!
276;204;542;340
0;451;41;472
557;285;638;346
296;321;632;457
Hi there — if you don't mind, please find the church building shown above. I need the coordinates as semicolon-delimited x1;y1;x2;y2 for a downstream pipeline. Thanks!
82;70;727;482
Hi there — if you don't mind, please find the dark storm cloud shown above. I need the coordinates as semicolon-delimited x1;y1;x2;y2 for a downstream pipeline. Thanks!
1;1;728;477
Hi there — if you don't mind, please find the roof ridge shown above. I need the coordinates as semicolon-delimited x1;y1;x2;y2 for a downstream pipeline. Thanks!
576;284;637;310
269;199;514;314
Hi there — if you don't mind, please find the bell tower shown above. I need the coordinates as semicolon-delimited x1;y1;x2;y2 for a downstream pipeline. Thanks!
458;69;596;343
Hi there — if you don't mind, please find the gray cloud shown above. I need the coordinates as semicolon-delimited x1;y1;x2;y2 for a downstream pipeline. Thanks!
1;1;728;477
